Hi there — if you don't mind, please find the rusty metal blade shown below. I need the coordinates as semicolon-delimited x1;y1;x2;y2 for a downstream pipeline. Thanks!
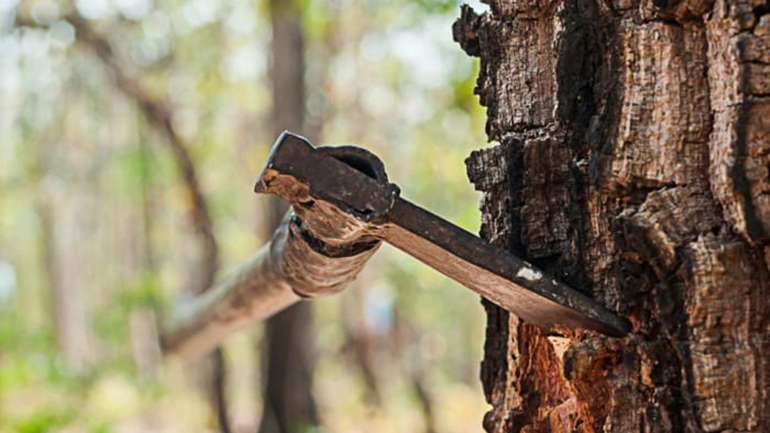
382;199;629;337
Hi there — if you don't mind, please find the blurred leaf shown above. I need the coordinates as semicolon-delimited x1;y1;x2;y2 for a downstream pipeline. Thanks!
13;409;74;433
414;0;458;14
89;422;113;433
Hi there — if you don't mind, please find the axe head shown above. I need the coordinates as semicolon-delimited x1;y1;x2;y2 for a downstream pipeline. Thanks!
256;131;631;338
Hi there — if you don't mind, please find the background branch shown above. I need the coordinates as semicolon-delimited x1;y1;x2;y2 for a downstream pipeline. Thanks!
16;11;231;433
65;13;219;295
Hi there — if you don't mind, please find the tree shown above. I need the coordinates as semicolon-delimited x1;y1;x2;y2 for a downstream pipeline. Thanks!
257;2;319;433
454;0;769;432
33;139;94;373
56;14;232;433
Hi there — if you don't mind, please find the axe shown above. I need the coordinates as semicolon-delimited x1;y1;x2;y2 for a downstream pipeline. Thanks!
162;132;629;358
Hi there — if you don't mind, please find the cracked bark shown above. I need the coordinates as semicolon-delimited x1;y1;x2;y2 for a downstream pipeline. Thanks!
455;0;769;432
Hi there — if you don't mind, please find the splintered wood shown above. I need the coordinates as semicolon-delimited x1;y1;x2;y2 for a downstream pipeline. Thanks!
455;0;769;431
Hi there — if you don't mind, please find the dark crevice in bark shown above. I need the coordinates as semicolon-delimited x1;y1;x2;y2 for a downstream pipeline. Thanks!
480;300;510;406
670;259;706;433
555;0;602;132
731;101;768;242
747;247;770;433
653;277;696;433
551;0;604;298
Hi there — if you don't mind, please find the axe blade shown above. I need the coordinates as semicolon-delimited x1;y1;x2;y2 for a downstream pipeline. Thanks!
256;131;630;337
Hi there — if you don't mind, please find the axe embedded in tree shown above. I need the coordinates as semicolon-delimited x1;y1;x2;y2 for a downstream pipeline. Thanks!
162;132;630;359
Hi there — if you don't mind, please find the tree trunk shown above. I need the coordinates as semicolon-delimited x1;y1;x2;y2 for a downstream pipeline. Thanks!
129;128;162;381
454;1;769;432
31;127;94;372
257;2;319;432
37;198;94;372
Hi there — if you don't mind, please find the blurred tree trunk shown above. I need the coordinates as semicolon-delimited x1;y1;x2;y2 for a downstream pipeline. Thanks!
454;1;769;432
31;128;94;372
341;289;384;407
392;309;437;433
57;15;231;433
129;131;162;381
256;2;319;433
37;198;93;372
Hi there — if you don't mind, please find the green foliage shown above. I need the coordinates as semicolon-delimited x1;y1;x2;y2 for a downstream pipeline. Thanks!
88;422;113;433
451;59;482;114
120;274;162;309
1;0;489;431
414;0;460;14
301;0;333;40
111;144;155;197
13;409;75;433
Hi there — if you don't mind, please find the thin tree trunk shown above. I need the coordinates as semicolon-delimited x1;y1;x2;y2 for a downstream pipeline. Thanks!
392;310;437;433
257;2;319;432
129;130;162;380
37;198;93;372
30;121;94;372
455;1;769;432
341;289;384;406
138;129;156;274
129;308;161;380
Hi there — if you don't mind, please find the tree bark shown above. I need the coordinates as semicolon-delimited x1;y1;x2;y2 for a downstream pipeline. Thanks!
454;1;769;432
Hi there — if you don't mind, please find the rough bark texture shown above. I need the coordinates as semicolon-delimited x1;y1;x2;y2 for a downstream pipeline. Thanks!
455;0;769;432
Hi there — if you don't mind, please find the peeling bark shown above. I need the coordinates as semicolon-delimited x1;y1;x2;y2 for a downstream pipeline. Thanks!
455;0;769;431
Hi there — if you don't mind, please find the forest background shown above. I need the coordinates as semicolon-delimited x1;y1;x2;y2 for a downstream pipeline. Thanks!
0;0;492;432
